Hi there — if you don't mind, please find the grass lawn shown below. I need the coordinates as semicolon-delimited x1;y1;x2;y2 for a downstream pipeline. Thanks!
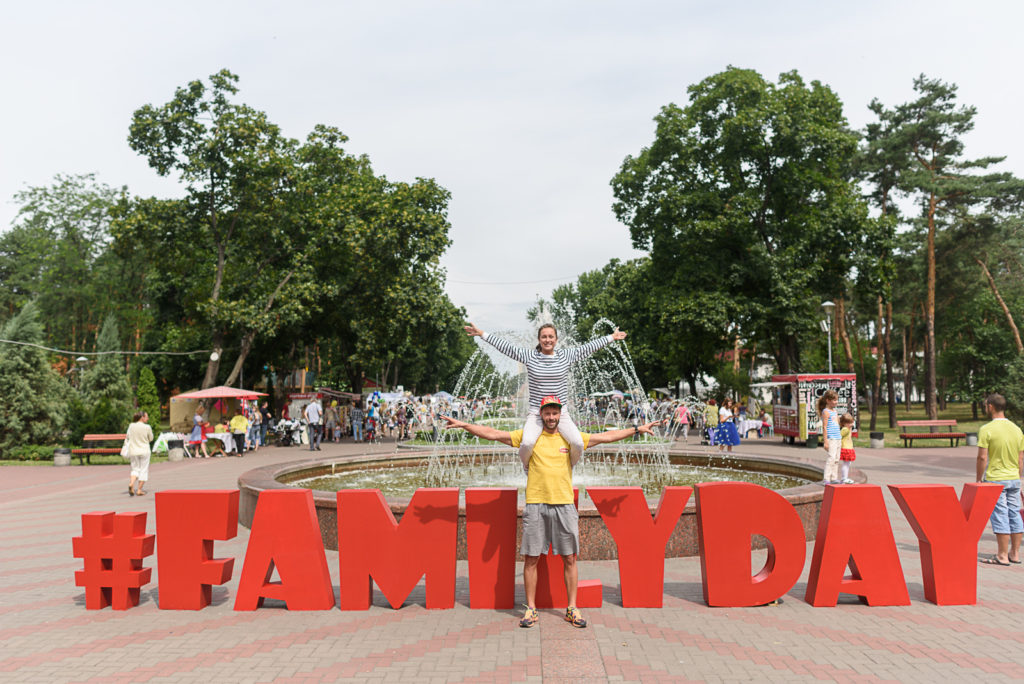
851;402;985;448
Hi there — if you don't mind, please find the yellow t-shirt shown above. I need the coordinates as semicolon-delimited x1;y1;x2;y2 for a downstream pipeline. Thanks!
229;415;249;434
510;429;592;505
840;426;853;449
705;405;719;427
979;418;1024;481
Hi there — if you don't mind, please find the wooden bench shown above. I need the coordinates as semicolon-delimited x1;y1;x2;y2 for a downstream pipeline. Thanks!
71;433;127;465
897;420;967;448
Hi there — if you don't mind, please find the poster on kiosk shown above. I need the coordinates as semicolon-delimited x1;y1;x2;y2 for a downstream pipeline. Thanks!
762;374;857;444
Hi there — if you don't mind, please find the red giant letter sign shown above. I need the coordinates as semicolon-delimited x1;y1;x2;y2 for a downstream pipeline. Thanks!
589;486;691;608
695;482;806;607
73;511;154;610
805;485;910;607
466;488;518;609
234;490;335;610
533;489;602;609
155;490;238;610
338;488;459;610
888;483;1002;605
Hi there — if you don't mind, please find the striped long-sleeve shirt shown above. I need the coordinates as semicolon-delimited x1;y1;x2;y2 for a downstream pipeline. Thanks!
481;332;614;410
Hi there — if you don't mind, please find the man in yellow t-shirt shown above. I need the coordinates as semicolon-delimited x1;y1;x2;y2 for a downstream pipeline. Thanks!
443;395;664;630
976;393;1024;566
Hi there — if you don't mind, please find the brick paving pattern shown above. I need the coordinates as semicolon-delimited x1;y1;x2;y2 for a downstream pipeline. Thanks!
2;437;1023;682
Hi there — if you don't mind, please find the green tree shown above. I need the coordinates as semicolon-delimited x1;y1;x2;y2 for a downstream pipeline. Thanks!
136;366;162;422
859;97;911;428
124;69;316;389
882;75;1024;418
299;125;461;393
611;67;870;374
79;315;134;427
0;174;125;351
0;302;71;455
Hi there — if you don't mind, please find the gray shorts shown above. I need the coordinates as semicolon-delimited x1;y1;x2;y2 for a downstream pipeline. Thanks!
521;503;579;557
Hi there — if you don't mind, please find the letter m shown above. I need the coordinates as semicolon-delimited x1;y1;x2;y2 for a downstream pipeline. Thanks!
338;488;458;610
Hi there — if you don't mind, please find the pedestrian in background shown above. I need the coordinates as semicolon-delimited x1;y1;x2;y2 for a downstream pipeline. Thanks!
259;401;272;447
304;397;323;451
188;404;210;458
351;401;364;442
229;408;249;455
818;390;841;484
674;402;690;443
838;413;856;484
325;400;340;442
126;411;154;496
977;393;1024;566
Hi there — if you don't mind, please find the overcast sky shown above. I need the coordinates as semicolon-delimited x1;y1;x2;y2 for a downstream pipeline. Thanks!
3;1;1021;333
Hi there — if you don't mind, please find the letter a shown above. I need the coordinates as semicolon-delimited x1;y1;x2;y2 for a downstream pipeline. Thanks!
234;490;335;610
889;483;1002;605
805;485;909;607
338;488;458;610
156;490;238;610
696;482;806;607
589;486;691;607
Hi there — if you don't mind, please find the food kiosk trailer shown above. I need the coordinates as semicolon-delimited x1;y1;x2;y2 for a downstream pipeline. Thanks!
759;373;857;444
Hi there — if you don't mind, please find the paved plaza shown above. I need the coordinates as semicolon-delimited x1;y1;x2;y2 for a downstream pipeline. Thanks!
2;436;1024;683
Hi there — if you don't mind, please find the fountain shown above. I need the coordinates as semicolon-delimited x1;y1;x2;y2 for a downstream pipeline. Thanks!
237;317;837;558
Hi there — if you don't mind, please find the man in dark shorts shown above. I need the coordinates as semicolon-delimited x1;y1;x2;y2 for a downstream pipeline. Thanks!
443;395;664;628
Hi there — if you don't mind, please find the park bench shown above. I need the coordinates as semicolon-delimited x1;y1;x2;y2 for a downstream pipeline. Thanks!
71;433;127;465
897;420;967;448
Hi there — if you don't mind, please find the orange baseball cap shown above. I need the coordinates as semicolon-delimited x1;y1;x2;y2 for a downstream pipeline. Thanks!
540;395;563;408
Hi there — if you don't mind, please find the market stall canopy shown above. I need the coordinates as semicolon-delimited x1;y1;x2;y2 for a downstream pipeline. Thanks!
174;386;268;400
315;387;362;401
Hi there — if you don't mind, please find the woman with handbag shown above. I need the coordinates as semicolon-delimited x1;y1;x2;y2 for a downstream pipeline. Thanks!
125;412;154;496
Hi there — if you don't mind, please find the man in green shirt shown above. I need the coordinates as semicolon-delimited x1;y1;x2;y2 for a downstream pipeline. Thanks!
976;393;1024;566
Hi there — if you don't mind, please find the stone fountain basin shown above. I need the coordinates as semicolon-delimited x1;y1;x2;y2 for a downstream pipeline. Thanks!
238;448;842;560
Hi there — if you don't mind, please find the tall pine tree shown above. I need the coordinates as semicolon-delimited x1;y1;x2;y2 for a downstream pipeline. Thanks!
0;303;71;455
79;314;134;430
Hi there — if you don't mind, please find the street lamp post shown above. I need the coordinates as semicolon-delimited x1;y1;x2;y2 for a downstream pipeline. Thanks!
821;301;835;374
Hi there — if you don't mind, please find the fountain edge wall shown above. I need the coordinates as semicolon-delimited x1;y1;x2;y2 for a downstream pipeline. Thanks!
237;448;843;560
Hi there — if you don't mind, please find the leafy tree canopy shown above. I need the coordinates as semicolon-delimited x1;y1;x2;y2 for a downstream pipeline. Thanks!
612;67;870;373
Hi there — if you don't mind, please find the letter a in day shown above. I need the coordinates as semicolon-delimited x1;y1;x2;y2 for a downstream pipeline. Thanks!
695;482;806;607
465;488;518;609
338;488;458;610
155;490;238;610
888;483;1002;605
588;486;691;608
233;489;335;610
805;485;910;607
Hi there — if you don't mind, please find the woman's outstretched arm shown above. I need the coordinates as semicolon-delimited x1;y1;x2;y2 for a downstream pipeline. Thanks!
564;328;627;363
465;322;530;364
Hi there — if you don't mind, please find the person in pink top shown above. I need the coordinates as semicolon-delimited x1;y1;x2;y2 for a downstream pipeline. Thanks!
673;403;690;443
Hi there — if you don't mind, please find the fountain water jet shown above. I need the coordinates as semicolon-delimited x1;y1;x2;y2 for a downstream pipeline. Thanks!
425;317;700;489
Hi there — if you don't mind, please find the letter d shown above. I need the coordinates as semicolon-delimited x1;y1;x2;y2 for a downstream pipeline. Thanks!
696;482;806;607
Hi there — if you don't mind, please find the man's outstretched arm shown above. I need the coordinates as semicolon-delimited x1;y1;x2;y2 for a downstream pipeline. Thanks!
441;415;514;446
587;419;667;447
